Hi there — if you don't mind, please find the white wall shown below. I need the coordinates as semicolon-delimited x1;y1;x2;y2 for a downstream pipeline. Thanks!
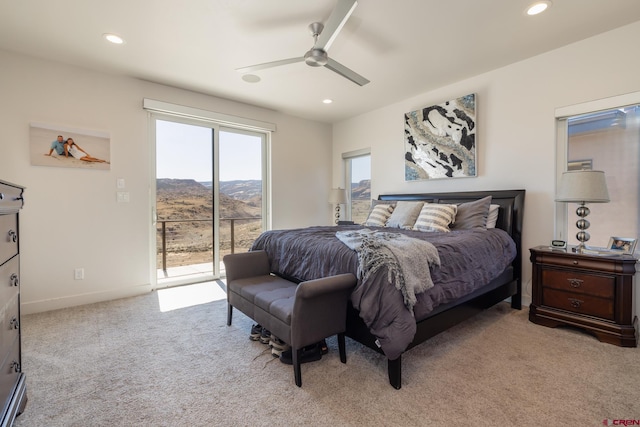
332;21;640;306
0;50;332;314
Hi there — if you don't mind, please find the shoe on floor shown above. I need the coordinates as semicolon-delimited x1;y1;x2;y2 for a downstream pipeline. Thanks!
270;335;291;357
319;339;328;355
259;328;272;344
250;324;262;341
279;342;323;365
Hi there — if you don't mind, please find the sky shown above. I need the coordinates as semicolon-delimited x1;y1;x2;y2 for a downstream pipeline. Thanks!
156;118;370;183
351;155;371;183
156;119;262;182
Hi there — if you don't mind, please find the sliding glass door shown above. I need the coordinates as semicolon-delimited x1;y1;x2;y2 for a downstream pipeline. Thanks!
152;116;268;286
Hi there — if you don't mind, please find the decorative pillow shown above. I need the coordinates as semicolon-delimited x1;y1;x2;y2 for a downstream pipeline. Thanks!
364;204;394;227
450;196;492;230
486;204;500;229
413;203;457;232
386;201;424;229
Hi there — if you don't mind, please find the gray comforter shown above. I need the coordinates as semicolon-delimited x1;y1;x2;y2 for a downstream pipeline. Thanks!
251;225;516;360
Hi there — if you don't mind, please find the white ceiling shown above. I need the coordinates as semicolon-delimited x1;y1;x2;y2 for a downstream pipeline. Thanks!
2;0;640;123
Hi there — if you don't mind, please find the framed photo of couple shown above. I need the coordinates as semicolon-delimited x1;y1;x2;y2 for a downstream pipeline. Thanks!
29;122;110;170
608;236;638;255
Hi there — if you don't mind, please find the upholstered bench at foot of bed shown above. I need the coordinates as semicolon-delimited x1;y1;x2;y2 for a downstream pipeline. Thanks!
223;250;357;387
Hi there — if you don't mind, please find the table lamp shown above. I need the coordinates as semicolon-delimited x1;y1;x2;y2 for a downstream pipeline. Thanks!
555;170;610;252
328;188;348;225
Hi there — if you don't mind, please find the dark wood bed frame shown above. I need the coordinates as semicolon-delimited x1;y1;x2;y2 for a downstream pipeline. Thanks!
344;189;526;389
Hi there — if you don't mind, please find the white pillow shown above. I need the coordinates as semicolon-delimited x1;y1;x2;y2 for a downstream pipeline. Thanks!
413;204;458;232
486;204;500;229
364;204;394;227
386;201;424;229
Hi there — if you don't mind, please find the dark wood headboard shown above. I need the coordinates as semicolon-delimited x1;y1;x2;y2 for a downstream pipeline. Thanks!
378;189;526;299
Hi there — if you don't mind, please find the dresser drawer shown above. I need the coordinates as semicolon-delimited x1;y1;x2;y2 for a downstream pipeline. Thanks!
0;214;18;264
542;288;614;320
0;183;24;214
0;337;21;414
0;293;20;361
0;256;19;308
541;268;614;298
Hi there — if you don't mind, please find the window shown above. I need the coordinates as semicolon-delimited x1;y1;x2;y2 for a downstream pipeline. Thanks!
343;149;371;224
555;94;640;249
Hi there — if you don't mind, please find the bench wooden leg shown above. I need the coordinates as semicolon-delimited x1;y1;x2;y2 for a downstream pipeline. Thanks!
293;348;302;387
227;303;233;326
388;356;402;390
338;333;347;363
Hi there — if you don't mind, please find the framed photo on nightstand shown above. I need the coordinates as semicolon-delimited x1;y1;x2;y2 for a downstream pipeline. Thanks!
608;236;638;254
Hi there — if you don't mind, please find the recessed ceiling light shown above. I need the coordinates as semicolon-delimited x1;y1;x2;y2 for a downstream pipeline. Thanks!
526;1;551;16
323;99;333;104
241;74;261;83
103;33;125;44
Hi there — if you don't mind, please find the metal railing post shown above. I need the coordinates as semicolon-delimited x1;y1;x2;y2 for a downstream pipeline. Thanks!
161;221;167;271
230;219;235;254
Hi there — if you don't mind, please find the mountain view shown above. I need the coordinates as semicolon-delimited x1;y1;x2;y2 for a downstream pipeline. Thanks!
351;179;371;224
156;178;262;269
156;178;371;269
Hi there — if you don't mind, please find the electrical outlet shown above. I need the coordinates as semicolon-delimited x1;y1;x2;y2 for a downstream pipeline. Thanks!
74;268;84;280
117;192;130;203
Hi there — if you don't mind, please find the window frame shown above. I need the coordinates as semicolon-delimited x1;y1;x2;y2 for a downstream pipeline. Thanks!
554;91;640;241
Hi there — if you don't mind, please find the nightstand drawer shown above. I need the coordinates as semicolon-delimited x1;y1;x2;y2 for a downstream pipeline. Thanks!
537;251;634;274
541;269;614;298
542;288;614;320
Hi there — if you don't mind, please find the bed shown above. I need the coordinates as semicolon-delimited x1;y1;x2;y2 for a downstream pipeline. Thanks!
251;189;525;389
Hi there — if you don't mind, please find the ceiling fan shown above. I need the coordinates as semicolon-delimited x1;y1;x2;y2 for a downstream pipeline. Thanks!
236;0;370;86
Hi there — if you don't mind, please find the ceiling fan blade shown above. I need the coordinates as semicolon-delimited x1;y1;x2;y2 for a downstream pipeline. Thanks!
236;57;304;74
314;0;358;51
324;57;369;86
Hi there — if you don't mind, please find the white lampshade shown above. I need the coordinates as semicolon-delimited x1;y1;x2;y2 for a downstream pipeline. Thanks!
555;170;610;203
328;188;348;204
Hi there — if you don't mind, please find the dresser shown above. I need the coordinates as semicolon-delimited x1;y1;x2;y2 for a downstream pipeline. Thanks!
529;246;638;347
0;180;26;426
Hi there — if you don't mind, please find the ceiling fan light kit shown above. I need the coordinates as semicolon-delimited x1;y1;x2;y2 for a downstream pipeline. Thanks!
237;0;369;86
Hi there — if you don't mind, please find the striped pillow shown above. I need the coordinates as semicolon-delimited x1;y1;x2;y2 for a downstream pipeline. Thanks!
364;204;395;227
413;204;458;232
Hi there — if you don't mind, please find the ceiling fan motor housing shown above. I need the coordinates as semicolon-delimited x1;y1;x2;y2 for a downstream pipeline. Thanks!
304;48;328;67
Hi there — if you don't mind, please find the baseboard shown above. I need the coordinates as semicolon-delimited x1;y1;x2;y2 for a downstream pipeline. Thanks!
20;283;153;315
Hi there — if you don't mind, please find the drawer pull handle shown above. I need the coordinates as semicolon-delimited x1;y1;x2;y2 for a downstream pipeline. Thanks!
0;193;4;200
568;298;583;308
9;273;19;287
10;361;21;373
568;278;583;288
10;317;19;330
8;229;18;243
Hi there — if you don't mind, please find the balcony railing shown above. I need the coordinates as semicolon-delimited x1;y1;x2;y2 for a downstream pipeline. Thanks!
157;217;261;272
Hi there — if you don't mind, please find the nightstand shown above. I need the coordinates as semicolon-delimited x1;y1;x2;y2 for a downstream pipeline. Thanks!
529;246;638;347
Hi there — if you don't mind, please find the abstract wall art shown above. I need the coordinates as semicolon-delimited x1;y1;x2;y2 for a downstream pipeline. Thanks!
404;93;476;180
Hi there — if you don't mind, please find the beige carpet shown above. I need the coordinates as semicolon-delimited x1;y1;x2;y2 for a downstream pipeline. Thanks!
14;281;640;427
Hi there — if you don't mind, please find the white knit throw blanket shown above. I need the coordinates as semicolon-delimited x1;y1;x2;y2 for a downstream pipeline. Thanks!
336;229;440;315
